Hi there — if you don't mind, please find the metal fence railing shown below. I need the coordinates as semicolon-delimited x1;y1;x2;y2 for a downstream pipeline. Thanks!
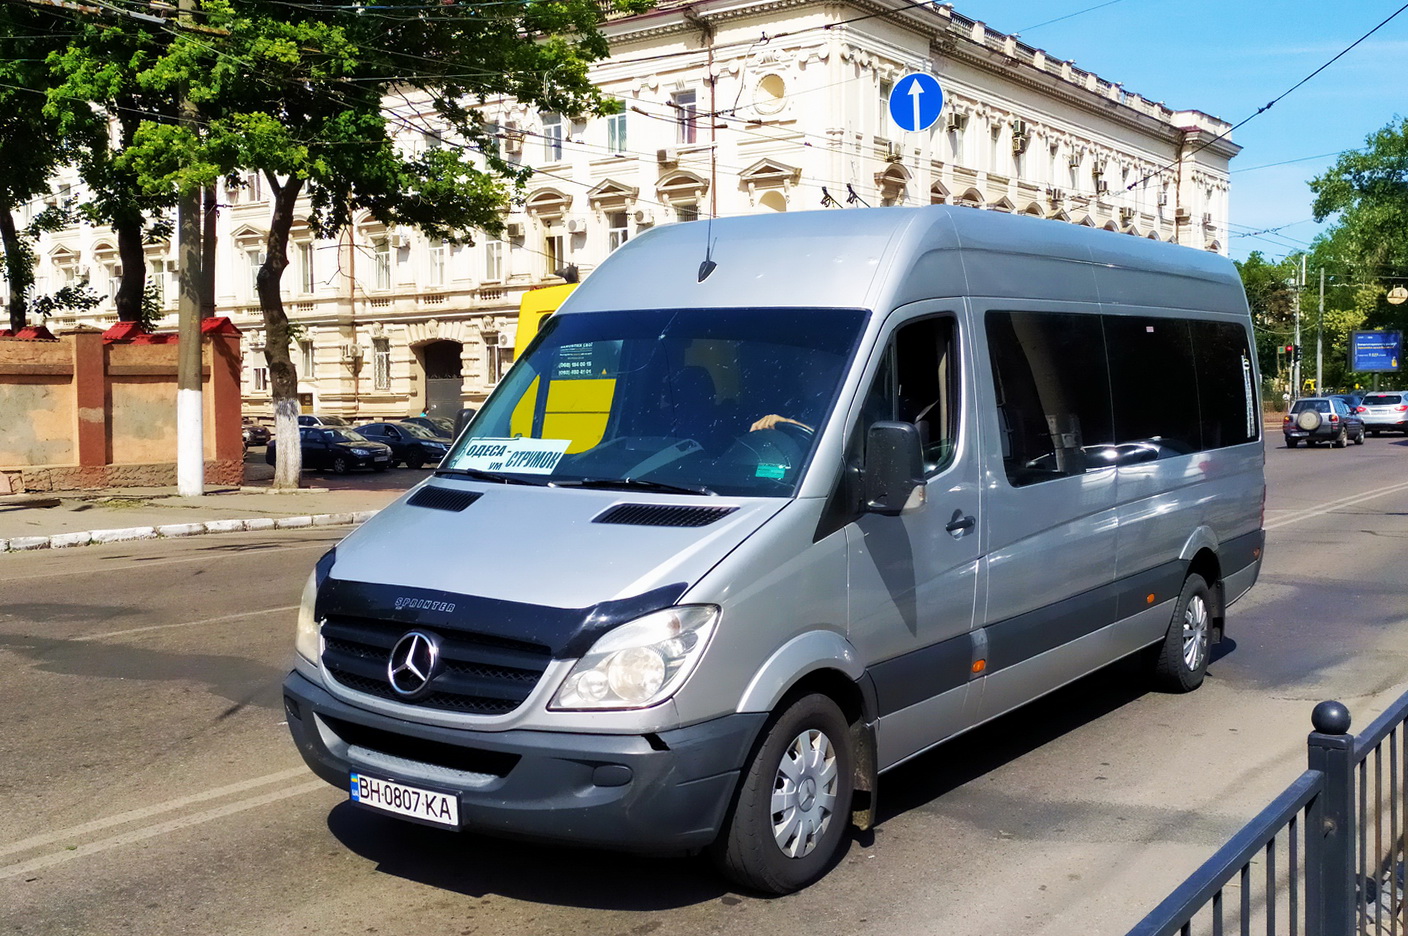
1127;690;1408;936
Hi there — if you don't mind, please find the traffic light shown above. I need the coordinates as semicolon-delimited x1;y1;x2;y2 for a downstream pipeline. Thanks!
1284;343;1302;362
1294;344;1303;362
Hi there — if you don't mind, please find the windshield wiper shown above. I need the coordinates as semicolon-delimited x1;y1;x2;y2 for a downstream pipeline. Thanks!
433;466;545;486
552;477;717;496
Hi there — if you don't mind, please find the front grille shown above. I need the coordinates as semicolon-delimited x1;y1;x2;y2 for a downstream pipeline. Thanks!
593;503;738;527
321;615;551;715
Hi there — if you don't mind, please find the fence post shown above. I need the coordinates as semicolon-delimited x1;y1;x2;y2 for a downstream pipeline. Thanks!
1305;699;1355;936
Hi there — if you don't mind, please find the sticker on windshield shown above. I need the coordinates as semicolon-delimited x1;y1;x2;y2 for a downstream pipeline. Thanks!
755;463;787;480
453;437;571;474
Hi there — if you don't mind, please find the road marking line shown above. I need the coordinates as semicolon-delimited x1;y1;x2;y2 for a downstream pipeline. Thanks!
71;605;300;642
0;779;329;880
1266;479;1408;531
3;539;335;583
0;767;312;859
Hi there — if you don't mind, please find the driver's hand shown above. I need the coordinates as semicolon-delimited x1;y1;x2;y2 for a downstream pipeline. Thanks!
750;414;811;432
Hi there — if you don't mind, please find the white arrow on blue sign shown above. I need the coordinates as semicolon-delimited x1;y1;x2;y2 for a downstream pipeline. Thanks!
889;72;944;133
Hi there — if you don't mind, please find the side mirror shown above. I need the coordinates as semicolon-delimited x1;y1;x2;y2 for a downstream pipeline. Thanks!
863;421;926;516
453;407;477;440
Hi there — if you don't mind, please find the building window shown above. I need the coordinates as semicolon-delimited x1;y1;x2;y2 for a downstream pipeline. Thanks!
147;259;167;307
544;233;565;278
372;237;391;290
487;336;513;385
429;239;446;287
246;248;265;298
543;112;563;162
252;366;269;392
373;337;391;391
606;112;627;154
105;263;121;304
676;202;699;223
989;124;1002;173
299;339;314;379
878;79;892;136
485;240;503;281
949;121;964;163
297;242;315;294
607;211;629;252
672;90;697;145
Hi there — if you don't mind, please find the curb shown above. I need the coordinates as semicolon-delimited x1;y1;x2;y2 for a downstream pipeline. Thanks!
0;510;380;554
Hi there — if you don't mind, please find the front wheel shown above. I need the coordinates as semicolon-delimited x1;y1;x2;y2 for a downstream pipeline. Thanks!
330;456;350;475
405;453;425;470
711;693;854;895
1152;574;1212;693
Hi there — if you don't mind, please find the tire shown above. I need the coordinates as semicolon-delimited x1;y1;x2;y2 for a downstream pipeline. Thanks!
372;464;388;472
406;454;425;470
330;456;350;475
1354;428;1365;445
1295;410;1322;431
1286;438;1299;448
1371;430;1381;437
1333;427;1348;448
1152;574;1212;693
711;693;854;895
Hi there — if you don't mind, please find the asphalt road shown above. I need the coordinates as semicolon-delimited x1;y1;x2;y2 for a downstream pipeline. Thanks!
3;436;1407;936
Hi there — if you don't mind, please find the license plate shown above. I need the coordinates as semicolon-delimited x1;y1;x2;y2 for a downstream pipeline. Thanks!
374;455;390;462
349;773;459;827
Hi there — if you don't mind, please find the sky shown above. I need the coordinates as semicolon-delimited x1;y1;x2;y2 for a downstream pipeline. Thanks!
958;0;1408;262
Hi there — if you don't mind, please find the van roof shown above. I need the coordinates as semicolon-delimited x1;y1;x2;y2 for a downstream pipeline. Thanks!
563;205;1248;317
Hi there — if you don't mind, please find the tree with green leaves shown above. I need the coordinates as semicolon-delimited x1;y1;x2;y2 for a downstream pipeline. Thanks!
131;0;644;488
0;3;74;332
1234;251;1300;385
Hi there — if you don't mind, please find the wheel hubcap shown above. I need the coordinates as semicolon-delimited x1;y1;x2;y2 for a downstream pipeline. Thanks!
1182;594;1209;670
771;728;839;858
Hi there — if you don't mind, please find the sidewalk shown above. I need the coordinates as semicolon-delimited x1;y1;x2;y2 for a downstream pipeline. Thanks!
0;458;412;553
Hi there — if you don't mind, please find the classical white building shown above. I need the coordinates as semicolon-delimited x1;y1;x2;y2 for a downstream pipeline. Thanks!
8;0;1239;420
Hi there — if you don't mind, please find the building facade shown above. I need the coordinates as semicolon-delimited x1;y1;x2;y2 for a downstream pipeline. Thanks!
7;0;1239;421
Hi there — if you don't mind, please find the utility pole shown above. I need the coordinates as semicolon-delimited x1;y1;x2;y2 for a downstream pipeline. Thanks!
1316;267;1325;394
175;0;204;496
1291;259;1303;399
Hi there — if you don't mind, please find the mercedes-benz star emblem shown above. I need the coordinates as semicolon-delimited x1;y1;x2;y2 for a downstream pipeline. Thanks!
387;630;441;698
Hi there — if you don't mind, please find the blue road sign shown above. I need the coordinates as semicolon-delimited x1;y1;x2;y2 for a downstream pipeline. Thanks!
889;73;944;133
1349;330;1401;372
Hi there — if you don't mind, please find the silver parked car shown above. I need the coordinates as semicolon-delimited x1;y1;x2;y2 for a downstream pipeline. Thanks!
1359;392;1408;436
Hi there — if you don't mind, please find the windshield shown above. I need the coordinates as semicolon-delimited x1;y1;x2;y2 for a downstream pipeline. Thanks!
443;307;868;496
1364;394;1402;405
400;423;444;440
326;429;369;443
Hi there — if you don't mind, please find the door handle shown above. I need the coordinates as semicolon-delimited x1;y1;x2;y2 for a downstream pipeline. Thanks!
945;510;975;535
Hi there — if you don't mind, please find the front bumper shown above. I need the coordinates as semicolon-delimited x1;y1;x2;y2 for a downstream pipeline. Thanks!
283;671;765;853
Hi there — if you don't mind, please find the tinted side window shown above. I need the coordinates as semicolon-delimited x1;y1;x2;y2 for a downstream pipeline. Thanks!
894;317;960;474
1190;321;1258;447
986;311;1111;486
1106;317;1199;453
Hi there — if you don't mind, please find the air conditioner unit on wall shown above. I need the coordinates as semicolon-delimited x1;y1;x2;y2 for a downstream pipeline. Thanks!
944;112;966;132
390;233;409;248
1157;190;1169;206
1095;179;1109;194
633;209;655;226
565;217;587;234
495;332;513;348
1119;207;1135;222
1202;212;1214;228
883;139;903;163
1011;119;1028;137
657;147;679;167
1174;207;1191;222
341;343;363;362
504;221;525;239
1011;133;1029;155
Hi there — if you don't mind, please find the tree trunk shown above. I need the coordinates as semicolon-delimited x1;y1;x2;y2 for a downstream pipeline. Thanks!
200;184;217;318
0;205;28;333
260;173;305;490
113;211;146;323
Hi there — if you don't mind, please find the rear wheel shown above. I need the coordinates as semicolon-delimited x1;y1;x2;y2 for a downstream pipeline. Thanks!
1354;427;1366;445
1372;430;1381;437
1333;427;1348;448
1152;574;1212;693
1286;438;1299;448
711;693;854;895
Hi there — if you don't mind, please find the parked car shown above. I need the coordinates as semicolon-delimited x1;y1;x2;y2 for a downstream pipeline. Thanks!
1326;393;1364;415
1358;391;1408;436
400;415;456;439
241;420;271;446
354;421;452;469
1283;396;1365;447
297;414;351;428
265;427;392;473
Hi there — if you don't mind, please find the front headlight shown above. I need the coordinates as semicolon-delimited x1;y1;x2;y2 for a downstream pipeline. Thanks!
550;605;719;710
351;448;370;456
295;549;336;663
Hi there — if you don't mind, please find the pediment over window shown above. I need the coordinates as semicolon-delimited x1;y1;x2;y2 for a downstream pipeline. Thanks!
929;181;950;205
586;179;639;211
49;245;78;263
657;170;709;204
524;188;573;219
990;197;1015;213
231;225;267;249
954;188;984;208
740;158;802;190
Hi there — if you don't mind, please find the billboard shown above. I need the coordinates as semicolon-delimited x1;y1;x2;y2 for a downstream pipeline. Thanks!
1349;330;1401;372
